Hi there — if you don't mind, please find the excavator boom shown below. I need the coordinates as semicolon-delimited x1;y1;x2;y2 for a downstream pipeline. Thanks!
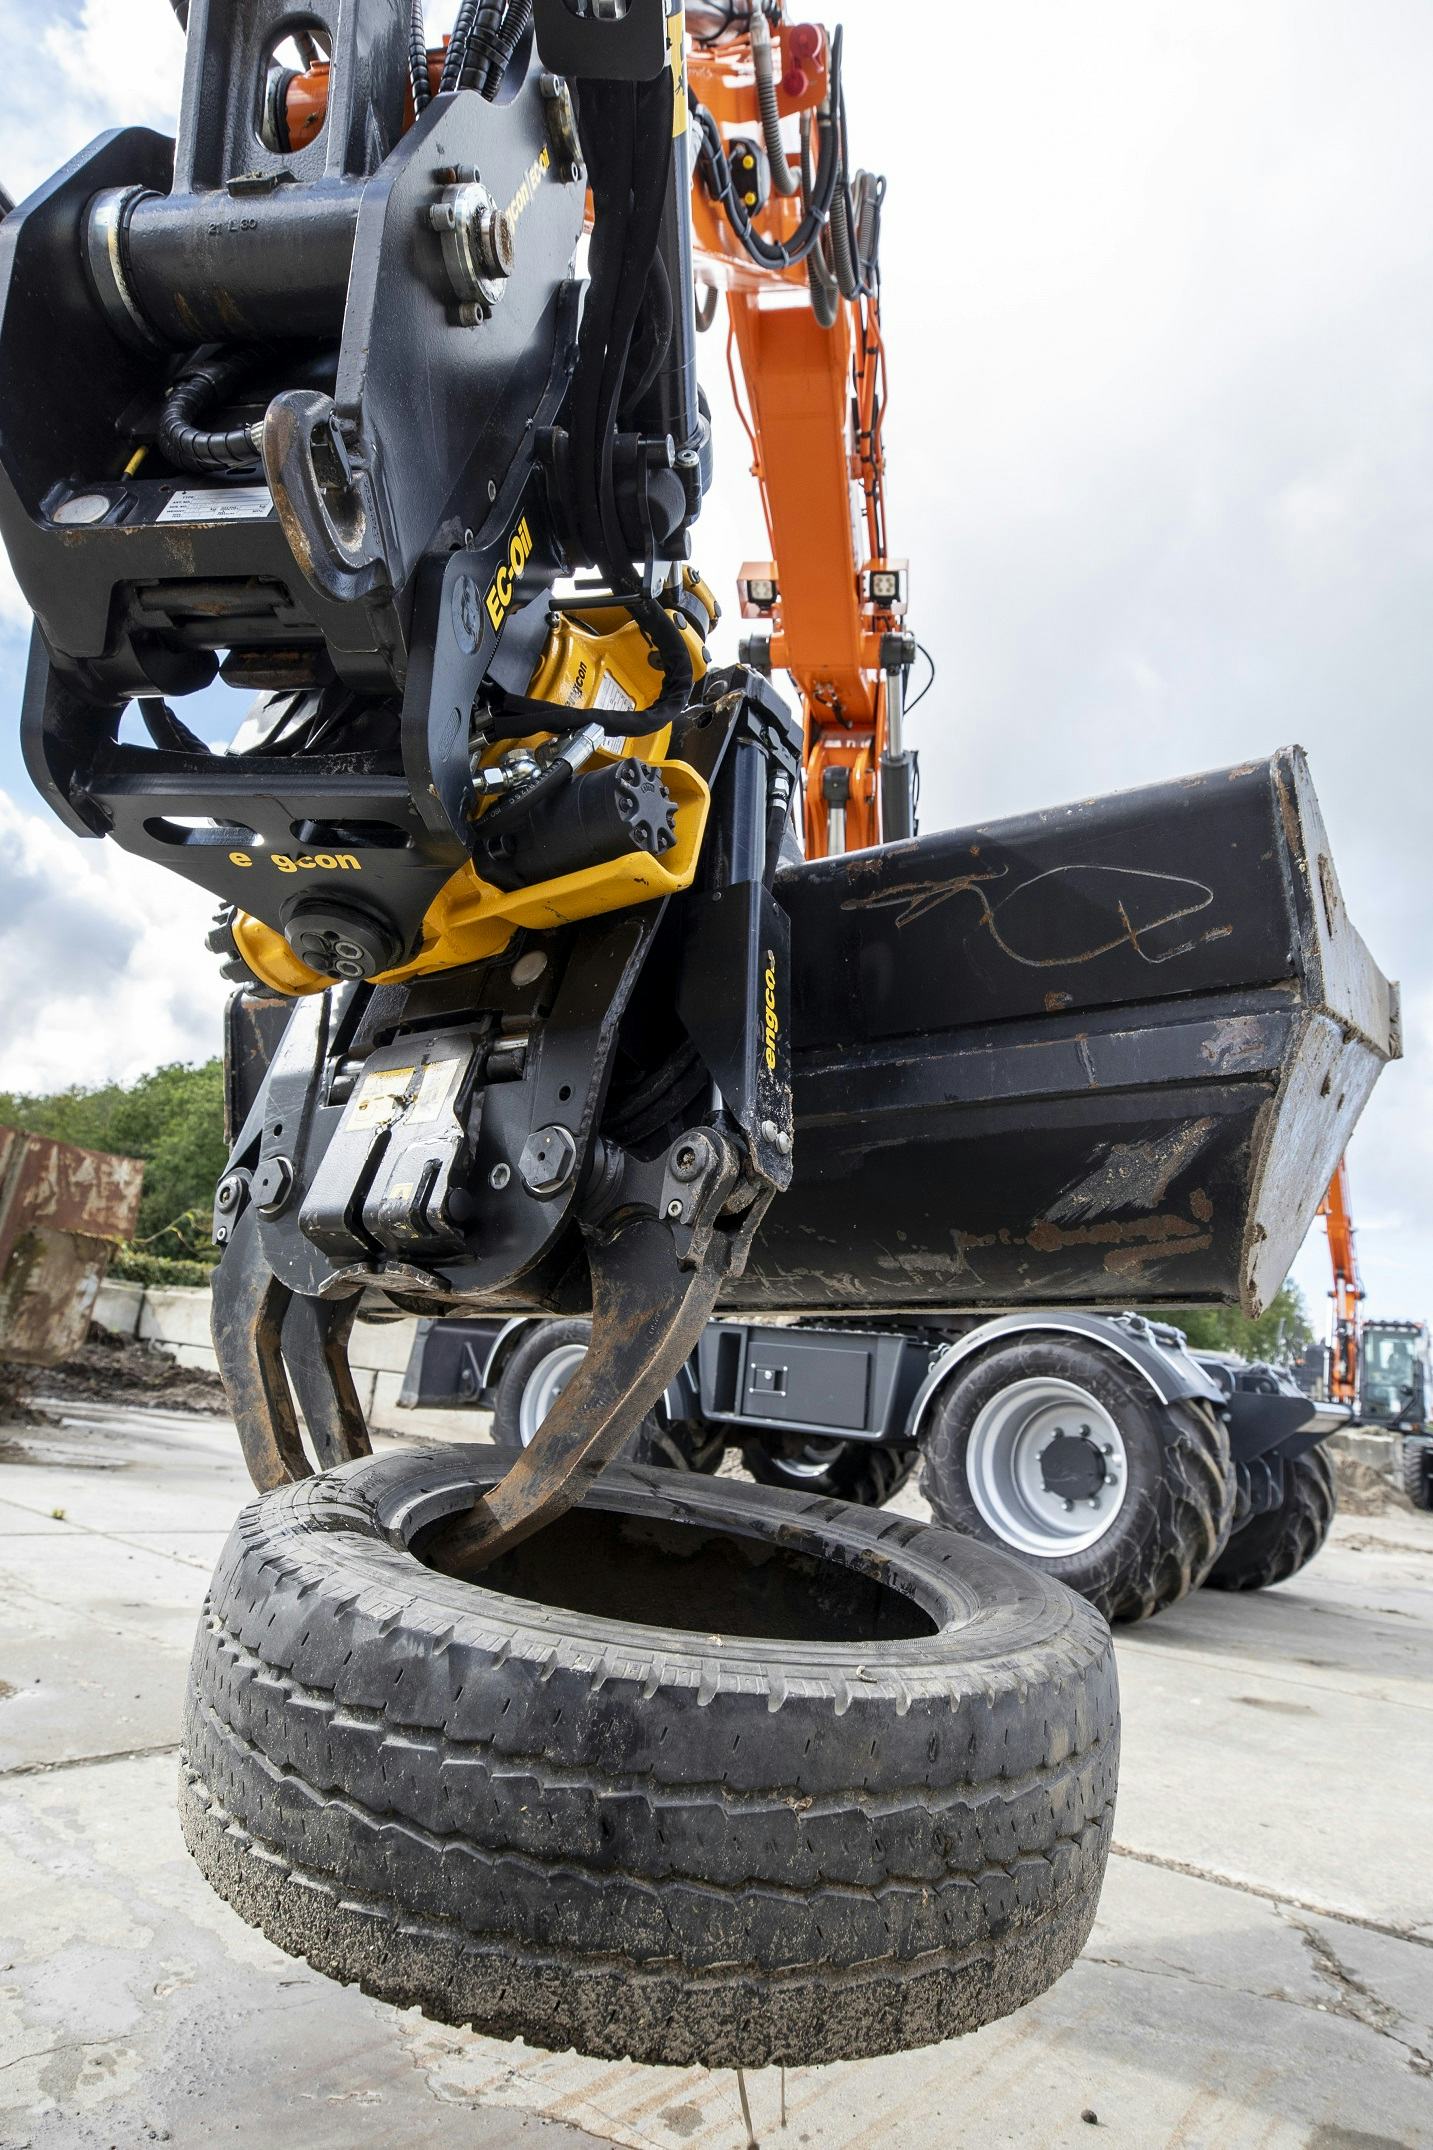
687;12;914;855
1319;1159;1363;1406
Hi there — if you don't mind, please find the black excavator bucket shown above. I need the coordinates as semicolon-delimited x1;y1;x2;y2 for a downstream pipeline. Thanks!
723;744;1398;1317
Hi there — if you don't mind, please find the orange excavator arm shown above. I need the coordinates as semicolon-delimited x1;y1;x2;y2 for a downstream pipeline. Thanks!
686;8;919;858
1319;1158;1363;1405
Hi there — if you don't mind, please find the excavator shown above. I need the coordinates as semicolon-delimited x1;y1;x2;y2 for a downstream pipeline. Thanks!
1318;1160;1432;1505
1320;1160;1362;1410
0;0;1402;2071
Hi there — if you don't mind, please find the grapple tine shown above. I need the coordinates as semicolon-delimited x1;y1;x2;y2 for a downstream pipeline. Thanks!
435;1206;739;1571
281;1294;372;1470
210;1204;310;1490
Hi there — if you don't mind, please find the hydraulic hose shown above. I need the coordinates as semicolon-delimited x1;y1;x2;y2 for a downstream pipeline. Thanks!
140;698;210;756
827;86;870;300
157;350;264;474
586;78;696;715
801;112;840;328
828;170;862;300
439;0;487;93
458;1;507;91
409;0;431;114
750;8;798;196
477;0;534;97
806;246;840;326
691;27;845;274
620;250;675;423
497;66;693;725
445;0;522;96
689;2;751;41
